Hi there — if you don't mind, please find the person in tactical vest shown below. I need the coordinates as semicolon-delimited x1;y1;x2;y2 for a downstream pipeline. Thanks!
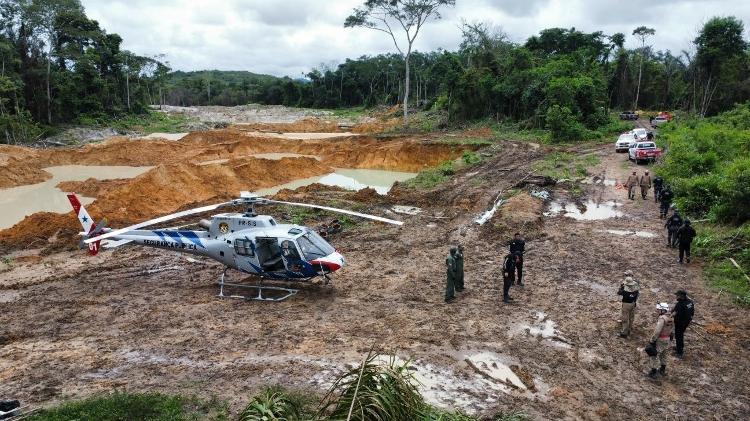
618;276;640;337
676;220;697;264
502;252;519;303
445;247;458;303
648;302;674;378
671;290;694;358
653;175;664;202
455;245;465;292
665;210;683;248
660;186;674;219
509;233;525;286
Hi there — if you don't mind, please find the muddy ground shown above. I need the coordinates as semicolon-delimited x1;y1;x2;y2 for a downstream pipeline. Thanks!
0;125;749;420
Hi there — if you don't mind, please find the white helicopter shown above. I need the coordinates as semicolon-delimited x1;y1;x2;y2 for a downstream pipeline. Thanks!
67;192;403;301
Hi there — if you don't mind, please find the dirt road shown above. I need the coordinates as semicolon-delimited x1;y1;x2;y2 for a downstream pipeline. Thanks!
0;140;748;419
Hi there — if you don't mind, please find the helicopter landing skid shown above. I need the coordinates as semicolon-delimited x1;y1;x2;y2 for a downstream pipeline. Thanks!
217;267;298;302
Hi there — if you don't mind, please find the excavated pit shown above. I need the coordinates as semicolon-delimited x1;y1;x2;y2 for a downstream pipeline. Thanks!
0;129;475;251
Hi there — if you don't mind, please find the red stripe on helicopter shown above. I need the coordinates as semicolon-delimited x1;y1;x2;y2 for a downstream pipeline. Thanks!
310;260;341;272
67;193;82;214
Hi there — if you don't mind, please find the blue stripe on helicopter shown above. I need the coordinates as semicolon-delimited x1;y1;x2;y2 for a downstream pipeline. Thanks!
164;231;183;244
179;231;205;249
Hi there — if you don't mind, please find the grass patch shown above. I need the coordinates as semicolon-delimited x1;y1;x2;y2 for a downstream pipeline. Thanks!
26;392;228;421
327;106;369;119
693;222;750;306
532;151;600;180
75;111;193;134
437;136;494;146
238;386;315;421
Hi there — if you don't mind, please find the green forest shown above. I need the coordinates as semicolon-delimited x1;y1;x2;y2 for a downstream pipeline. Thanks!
1;0;749;144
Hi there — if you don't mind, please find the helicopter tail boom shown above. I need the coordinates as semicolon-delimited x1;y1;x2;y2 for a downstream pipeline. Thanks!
67;193;102;255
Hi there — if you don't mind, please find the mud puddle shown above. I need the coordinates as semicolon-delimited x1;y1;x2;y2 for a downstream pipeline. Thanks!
598;229;657;238
510;312;572;349
544;200;623;220
0;165;153;229
252;168;416;196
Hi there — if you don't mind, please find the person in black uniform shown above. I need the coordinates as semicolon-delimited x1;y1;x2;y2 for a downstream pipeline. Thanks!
671;290;694;357
665;210;683;248
676;219;697;263
653;175;664;202
509;233;525;286
502;252;518;303
660;186;674;219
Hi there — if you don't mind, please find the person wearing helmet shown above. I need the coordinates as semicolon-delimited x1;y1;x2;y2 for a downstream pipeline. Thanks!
653;175;664;202
671;290;695;357
639;171;652;200
502;252;519;303
665;210;683;248
659;186;674;219
445;247;458;303
617;275;640;337
625;171;639;200
676;220;697;264
648;303;674;378
455;245;465;292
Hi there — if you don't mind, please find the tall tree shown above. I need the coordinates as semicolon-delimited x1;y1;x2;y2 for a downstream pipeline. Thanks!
24;0;83;123
632;26;655;110
345;0;455;123
693;16;748;116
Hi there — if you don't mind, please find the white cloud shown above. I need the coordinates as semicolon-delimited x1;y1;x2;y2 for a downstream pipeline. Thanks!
80;0;750;76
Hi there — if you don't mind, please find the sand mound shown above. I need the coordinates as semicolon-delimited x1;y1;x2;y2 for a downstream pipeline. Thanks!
493;192;544;226
56;178;130;198
230;118;341;133
0;155;51;188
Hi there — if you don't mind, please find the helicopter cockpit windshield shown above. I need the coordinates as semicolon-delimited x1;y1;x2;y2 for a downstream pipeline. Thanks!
297;230;335;260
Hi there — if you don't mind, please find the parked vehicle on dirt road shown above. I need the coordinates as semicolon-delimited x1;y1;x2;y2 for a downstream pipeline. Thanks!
632;127;648;140
629;141;662;164
651;116;669;127
615;133;636;152
620;111;639;120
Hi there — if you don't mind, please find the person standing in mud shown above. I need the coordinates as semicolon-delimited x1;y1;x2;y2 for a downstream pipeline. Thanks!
671;290;694;358
509;233;525;286
639;171;652;200
676;220;697;264
625;171;639;200
648;303;674;378
445;247;458;303
665;210;683;248
653;175;664;202
502;252;518;303
660;186;674;219
617;275;640;338
455;245;465;292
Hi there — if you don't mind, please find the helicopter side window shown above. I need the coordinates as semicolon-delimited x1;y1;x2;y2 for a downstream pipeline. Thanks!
256;237;285;271
234;239;254;256
281;240;301;260
297;232;334;260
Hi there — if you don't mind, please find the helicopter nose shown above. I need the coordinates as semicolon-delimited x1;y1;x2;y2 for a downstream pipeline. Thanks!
311;252;345;272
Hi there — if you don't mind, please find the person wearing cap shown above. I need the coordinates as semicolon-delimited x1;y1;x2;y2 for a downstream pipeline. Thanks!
659;186;674;219
501;252;519;303
625;171;639;200
676;220;697;264
653;175;664;202
648;302;674;378
445;247;458;303
665;210;683;248
671;290;695;357
509;233;525;286
455;245;465;292
639;171;652;200
617;275;640;337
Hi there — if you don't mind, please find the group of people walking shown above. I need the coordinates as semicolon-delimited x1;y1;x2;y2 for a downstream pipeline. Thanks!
617;274;695;378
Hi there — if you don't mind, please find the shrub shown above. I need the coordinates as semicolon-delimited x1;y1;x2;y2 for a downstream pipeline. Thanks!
238;387;311;421
545;105;586;142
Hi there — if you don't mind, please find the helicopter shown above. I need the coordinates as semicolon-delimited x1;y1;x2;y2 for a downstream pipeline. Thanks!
67;192;403;301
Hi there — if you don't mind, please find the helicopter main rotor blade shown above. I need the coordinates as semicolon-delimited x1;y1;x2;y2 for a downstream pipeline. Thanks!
84;201;233;244
268;200;404;226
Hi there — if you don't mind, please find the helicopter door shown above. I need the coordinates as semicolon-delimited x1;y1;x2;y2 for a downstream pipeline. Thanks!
255;237;285;272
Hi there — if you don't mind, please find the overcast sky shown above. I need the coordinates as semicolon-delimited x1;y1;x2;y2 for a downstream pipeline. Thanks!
80;0;749;76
